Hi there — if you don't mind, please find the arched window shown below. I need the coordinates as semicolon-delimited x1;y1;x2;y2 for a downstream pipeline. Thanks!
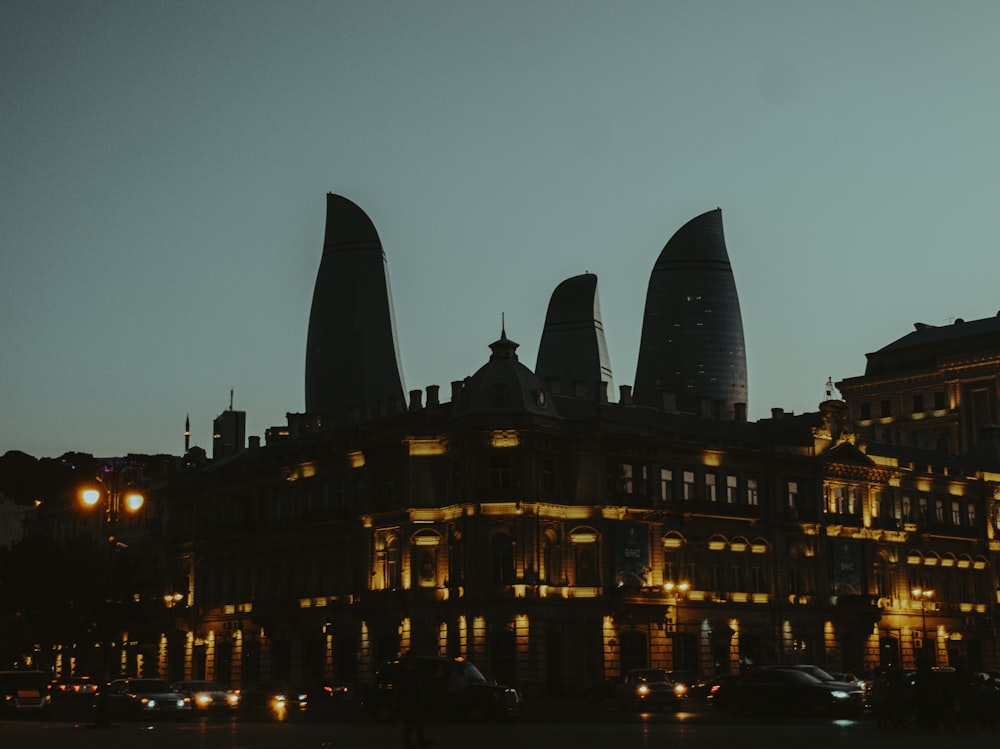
491;532;515;584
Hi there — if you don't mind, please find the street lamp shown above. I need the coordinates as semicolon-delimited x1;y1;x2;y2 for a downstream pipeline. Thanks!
80;462;145;727
663;581;691;631
911;587;934;664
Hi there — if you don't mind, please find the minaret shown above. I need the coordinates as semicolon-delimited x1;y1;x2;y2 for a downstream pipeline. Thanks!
305;194;406;423
633;208;748;419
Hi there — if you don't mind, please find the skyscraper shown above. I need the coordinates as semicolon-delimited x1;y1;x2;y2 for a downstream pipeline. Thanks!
633;208;748;419
305;194;406;423
534;273;614;401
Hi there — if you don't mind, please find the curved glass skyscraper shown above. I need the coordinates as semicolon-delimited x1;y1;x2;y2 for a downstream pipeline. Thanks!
535;273;614;401
633;208;747;419
305;194;406;422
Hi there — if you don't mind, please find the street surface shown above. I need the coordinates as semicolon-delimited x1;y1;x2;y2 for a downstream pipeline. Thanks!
2;698;994;749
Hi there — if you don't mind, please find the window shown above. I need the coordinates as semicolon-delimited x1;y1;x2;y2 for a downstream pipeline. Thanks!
746;478;759;506
934;498;944;523
847;486;860;515
880;399;892;418
902;495;912;521
726;475;738;504
541;459;554;493
968;503;976;527
918;497;928;522
490;455;511;489
683;471;695;501
491;533;515;584
912;394;924;413
859;403;871;421
951;501;961;526
660;469;674;504
787;481;799;518
934;391;946;411
705;473;717;502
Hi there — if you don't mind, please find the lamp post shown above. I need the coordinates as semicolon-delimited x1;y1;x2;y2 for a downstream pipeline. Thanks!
911;587;934;665
81;462;144;728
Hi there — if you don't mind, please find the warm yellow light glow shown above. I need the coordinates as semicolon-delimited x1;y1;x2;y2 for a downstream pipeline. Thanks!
708;538;726;551
406;438;449;456
490;430;520;448
81;488;101;506
702;451;722;467
125;492;144;512
662;535;683;549
911;587;934;599
347;451;365;468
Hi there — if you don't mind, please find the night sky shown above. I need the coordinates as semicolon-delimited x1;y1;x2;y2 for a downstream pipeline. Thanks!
3;1;998;458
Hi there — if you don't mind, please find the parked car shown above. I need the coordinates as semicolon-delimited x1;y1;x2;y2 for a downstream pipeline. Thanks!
172;680;240;713
712;667;864;717
102;677;192;719
0;670;52;719
362;655;521;723
614;668;683;712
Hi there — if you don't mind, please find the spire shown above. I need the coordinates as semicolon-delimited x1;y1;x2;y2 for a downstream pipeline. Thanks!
184;414;191;453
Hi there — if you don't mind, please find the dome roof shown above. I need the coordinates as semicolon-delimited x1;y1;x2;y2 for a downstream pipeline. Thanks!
452;328;559;417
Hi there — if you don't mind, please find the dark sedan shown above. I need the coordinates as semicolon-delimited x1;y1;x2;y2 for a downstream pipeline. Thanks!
362;655;521;723
102;678;192;719
712;667;865;717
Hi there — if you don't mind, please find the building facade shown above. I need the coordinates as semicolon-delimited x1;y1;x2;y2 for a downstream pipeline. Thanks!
25;198;1000;697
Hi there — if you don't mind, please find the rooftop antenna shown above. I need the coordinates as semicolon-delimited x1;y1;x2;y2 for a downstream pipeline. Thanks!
229;388;234;411
501;312;506;338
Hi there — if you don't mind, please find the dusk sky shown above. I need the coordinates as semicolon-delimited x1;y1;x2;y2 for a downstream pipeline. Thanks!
3;1;998;460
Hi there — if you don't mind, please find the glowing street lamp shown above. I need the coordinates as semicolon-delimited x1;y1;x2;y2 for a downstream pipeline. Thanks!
911;587;934;663
80;462;145;727
664;580;691;631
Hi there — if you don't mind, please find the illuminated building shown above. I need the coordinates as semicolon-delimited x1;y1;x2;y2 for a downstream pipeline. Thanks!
837;313;1000;455
26;200;1000;695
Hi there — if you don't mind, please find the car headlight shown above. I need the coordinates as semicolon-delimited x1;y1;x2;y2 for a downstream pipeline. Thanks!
197;694;212;706
830;690;849;699
637;685;649;696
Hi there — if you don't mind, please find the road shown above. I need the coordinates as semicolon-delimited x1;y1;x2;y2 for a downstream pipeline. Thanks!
1;698;991;749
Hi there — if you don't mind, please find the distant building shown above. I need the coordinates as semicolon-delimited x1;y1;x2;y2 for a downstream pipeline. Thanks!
837;313;1000;456
633;208;748;420
212;406;246;460
304;193;407;424
0;495;30;548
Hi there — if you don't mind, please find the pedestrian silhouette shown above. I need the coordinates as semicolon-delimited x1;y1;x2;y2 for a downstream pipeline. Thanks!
399;651;432;748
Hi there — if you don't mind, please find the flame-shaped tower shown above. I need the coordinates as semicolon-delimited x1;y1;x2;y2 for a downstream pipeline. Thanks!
535;273;614;400
633;208;747;419
305;194;406;422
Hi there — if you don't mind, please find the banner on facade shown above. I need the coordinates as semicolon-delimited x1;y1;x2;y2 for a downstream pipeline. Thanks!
832;538;862;595
616;522;650;588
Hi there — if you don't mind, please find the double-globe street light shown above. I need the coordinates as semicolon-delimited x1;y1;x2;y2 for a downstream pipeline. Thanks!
80;462;145;727
911;586;934;665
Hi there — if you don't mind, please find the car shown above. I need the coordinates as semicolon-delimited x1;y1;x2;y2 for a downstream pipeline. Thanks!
712;667;865;717
695;673;741;701
237;680;309;718
0;670;52;719
102;677;192;719
172;680;240;713
362;655;521;723
49;675;99;698
614;668;683;712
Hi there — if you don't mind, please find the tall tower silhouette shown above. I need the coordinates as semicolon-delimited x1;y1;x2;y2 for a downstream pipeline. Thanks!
305;194;406;423
633;208;747;419
535;273;614;401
